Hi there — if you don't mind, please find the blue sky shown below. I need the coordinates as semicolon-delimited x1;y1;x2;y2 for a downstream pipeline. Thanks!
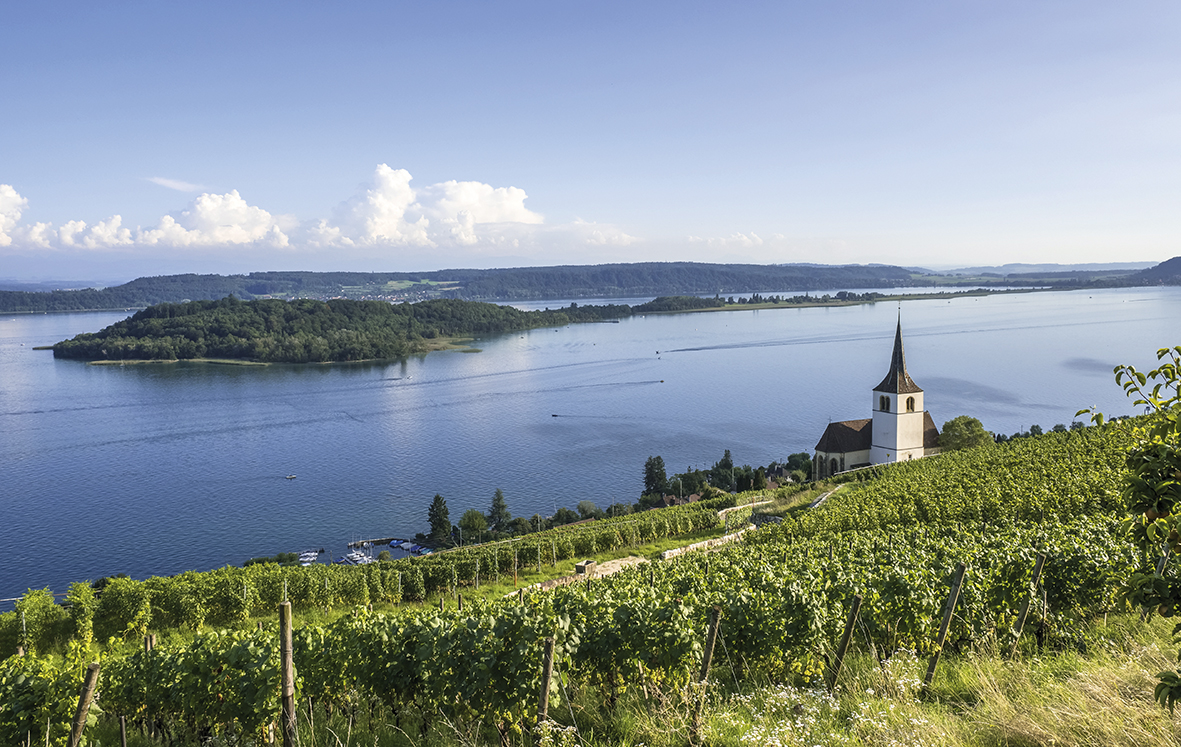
2;1;1179;280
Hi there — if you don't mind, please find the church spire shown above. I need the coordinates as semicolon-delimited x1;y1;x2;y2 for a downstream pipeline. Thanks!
874;315;922;394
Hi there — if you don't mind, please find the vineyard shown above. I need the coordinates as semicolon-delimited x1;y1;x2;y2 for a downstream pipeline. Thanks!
0;421;1172;746
0;499;729;656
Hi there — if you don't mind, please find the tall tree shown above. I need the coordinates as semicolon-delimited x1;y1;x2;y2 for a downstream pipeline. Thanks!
785;452;812;475
552;507;580;526
940;416;993;451
577;500;603;520
427;494;451;545
670;468;707;497
643;455;668;496
710;449;734;490
487;488;512;533
458;509;488;544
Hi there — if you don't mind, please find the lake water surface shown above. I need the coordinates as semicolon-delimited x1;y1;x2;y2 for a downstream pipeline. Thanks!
2;286;1178;601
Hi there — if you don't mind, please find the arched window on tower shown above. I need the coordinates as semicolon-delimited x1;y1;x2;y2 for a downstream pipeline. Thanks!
880;395;890;412
906;396;915;412
830;458;838;476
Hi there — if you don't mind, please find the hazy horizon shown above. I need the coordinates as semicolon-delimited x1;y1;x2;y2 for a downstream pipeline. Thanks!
0;257;1162;290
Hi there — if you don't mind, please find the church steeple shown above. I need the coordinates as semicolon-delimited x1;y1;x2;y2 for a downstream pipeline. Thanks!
874;316;922;394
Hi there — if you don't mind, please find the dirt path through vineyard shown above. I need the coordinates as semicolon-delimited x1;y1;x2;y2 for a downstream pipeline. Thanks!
513;555;648;595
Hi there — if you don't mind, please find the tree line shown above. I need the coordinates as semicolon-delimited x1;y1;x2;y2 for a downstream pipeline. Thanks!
421;488;638;549
641;450;813;506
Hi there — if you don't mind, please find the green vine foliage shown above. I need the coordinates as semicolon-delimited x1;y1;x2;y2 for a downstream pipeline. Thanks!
0;654;95;746
94;576;152;641
65;582;98;651
13;589;67;657
1084;346;1181;712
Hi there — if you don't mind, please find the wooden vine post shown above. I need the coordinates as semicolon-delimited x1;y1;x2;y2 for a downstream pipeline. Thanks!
691;606;723;745
1008;553;1047;658
144;634;155;737
1141;550;1171;622
279;602;296;747
66;662;100;747
827;594;862;692
923;562;967;695
537;636;556;726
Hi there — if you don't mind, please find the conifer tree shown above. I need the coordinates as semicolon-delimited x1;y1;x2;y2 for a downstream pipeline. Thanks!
643;455;668;496
487;488;512;533
428;494;451;545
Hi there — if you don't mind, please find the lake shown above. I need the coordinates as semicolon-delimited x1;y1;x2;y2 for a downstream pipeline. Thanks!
1;286;1178;602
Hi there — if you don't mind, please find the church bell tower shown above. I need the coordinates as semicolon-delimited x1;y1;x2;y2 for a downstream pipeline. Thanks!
870;318;927;464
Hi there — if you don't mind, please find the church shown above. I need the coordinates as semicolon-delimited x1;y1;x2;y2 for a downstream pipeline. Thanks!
812;318;940;479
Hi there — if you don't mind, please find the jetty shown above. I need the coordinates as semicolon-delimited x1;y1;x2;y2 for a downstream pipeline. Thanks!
347;537;416;549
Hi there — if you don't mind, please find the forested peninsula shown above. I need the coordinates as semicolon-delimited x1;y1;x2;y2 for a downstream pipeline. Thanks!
51;297;632;363
48;289;988;363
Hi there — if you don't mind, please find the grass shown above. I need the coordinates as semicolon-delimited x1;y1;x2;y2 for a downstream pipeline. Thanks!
698;615;1181;747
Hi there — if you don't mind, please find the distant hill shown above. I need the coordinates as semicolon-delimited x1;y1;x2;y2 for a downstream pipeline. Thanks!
0;262;918;312
944;261;1156;275
451;262;914;299
0;279;120;292
1128;256;1181;285
5;258;1178;314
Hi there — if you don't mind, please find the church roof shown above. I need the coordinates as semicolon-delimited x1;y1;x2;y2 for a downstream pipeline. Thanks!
815;418;872;453
874;318;923;394
922;411;940;449
815;413;939;453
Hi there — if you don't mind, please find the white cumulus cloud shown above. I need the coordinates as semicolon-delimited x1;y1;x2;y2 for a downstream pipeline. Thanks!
315;164;544;248
0;166;634;262
0;184;28;247
57;216;133;248
571;219;637;246
21;222;56;248
417;179;543;246
139;190;288;247
325;165;432;247
688;232;766;248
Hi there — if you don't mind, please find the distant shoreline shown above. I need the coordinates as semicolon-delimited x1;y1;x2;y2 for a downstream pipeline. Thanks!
652;286;1045;314
67;337;480;366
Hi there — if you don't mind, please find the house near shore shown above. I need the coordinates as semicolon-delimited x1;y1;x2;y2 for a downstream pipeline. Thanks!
813;318;940;479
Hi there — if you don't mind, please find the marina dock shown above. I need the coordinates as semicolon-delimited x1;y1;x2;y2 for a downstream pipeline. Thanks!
347;537;415;549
